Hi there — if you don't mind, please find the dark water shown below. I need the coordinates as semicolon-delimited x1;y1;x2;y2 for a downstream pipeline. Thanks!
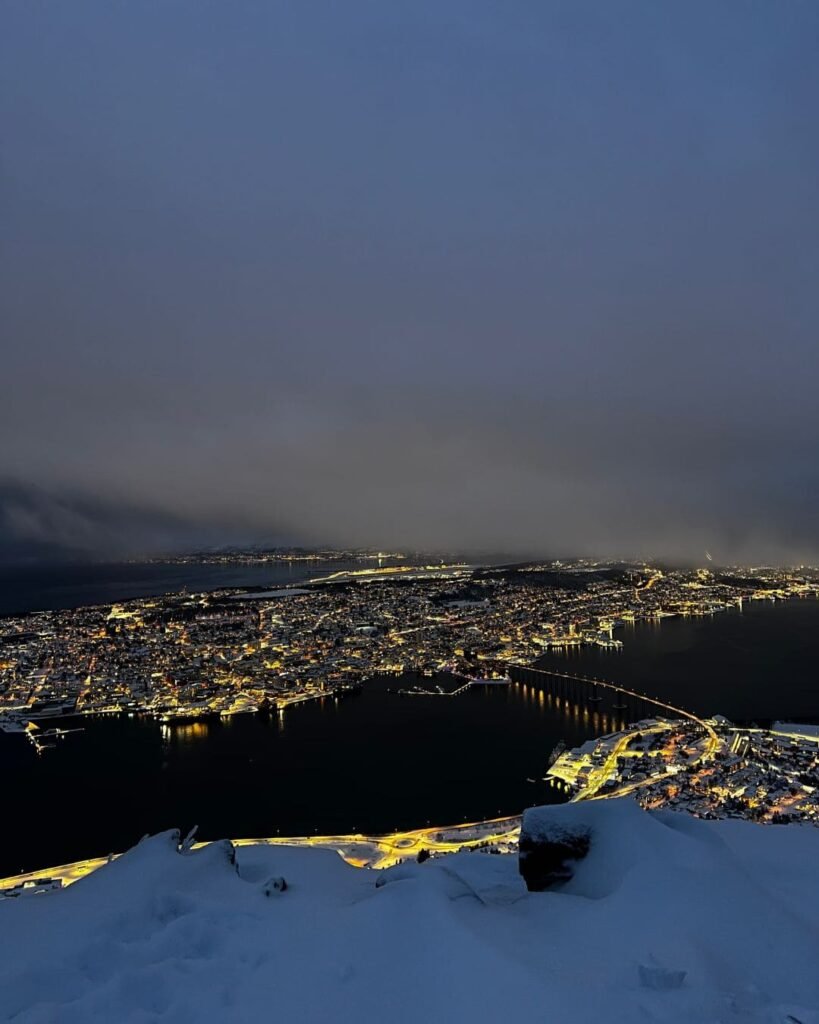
3;590;819;876
537;597;819;722
0;679;591;876
0;560;368;616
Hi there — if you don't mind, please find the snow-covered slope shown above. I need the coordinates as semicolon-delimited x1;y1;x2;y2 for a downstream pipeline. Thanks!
1;799;818;1023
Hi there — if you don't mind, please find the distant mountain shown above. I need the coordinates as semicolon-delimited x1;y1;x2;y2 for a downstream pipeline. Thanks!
0;480;282;565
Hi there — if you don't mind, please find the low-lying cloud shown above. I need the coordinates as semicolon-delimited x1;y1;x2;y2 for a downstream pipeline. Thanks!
2;1;818;565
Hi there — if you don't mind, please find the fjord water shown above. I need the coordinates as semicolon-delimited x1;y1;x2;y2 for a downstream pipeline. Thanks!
537;597;819;722
0;560;369;616
0;679;588;876
2;595;818;876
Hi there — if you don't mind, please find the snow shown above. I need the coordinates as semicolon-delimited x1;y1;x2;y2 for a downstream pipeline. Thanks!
1;799;818;1023
773;721;819;740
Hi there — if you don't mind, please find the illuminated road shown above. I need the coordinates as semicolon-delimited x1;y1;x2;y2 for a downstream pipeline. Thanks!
2;666;720;893
512;665;720;765
510;663;722;803
308;564;472;585
0;816;522;894
637;570;663;592
576;723;669;800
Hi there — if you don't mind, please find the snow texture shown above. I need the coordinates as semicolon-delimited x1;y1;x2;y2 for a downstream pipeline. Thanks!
1;798;818;1023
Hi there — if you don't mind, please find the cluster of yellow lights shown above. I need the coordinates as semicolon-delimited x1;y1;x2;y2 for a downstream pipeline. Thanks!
0;816;521;893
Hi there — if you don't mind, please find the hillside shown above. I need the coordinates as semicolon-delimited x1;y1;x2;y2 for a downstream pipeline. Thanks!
1;799;818;1023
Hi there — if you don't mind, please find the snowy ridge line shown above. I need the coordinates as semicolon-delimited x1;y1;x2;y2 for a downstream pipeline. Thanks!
2;799;819;1023
0;815;522;893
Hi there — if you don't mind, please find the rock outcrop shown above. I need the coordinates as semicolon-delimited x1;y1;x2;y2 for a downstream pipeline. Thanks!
518;806;591;891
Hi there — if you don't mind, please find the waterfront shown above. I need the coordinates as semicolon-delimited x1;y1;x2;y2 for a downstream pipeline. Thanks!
0;559;375;617
0;677;589;877
2;579;819;877
537;596;819;722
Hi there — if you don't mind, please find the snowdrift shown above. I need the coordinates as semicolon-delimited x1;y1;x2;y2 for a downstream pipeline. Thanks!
1;798;818;1023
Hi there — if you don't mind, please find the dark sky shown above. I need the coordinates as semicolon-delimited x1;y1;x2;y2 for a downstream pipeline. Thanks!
2;2;818;562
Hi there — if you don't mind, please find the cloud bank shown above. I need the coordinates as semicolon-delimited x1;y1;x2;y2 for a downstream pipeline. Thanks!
2;2;818;563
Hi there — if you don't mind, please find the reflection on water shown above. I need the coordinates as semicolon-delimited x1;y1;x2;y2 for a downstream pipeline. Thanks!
513;680;627;735
16;598;814;877
536;597;819;721
0;678;597;875
175;721;210;744
160;720;211;745
4;599;817;876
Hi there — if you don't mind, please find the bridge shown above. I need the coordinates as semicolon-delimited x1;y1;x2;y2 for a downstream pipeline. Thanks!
504;663;719;759
394;664;719;760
